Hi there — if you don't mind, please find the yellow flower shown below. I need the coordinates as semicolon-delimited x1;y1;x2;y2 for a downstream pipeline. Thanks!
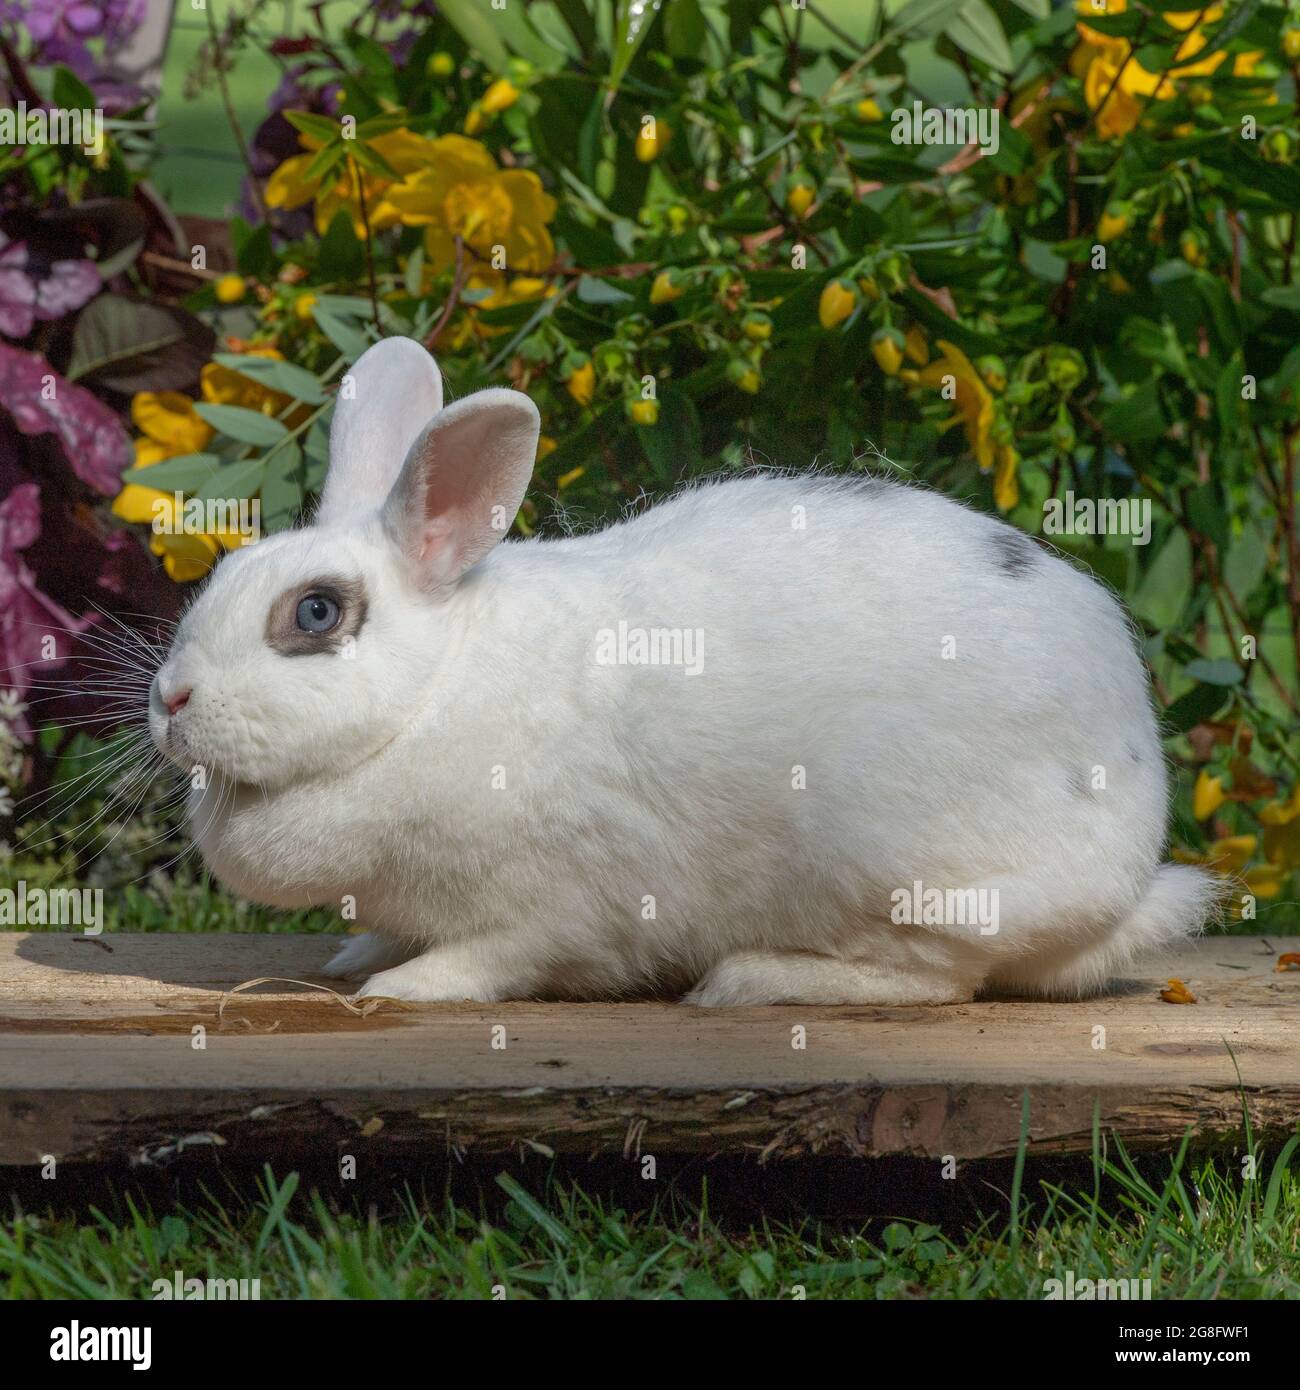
871;328;905;376
855;98;884;122
1173;834;1256;876
463;105;485;136
427;51;455;79
127;390;213;466
903;324;929;366
635;120;669;163
294;292;317;321
566;360;595;407
384;134;556;274
1193;769;1226;820
993;443;1019;512
818;278;857;330
265;127;437;238
482;78;520;114
557;465;585;489
215;274;246;304
742;313;773;342
1097;207;1130;242
114;353;297;582
629;399;659;426
786;183;816;219
1075;2;1263;140
728;359;761;394
904;339;997;473
1260;783;1300;871
650;270;684;305
1180;230;1206;267
537;434;557;460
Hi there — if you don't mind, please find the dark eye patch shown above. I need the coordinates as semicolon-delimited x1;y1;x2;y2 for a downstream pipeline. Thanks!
265;575;368;656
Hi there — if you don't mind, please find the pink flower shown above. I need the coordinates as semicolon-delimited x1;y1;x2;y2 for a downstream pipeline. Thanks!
0;482;92;739
0;342;130;494
0;233;100;340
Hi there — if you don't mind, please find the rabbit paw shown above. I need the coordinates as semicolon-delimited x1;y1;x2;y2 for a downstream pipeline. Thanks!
321;932;411;979
354;950;501;1003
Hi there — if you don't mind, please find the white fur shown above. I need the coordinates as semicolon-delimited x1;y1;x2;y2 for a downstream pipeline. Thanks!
149;338;1216;1006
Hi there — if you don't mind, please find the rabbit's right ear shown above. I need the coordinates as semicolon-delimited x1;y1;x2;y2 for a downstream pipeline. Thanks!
316;337;443;526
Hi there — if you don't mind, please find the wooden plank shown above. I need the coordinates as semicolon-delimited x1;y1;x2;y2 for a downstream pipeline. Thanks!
1;933;1297;1165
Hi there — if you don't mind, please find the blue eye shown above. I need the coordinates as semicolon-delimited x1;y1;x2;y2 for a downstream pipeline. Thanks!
296;594;340;633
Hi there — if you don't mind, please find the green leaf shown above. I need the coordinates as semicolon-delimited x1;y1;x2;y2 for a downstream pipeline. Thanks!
1100;380;1167;444
356;112;411;140
1133;530;1190;630
949;0;1013;72
235;222;274;277
404;244;425;297
313;307;370;360
636;387;701;479
609;0;665;98
51;64;96;113
666;0;708;57
121;453;222;492
210;353;328;404
282;111;341;143
194;456;266;503
305;139;347;182
576;274;634;305
193;404;290;446
67;294;215;392
261;442;305;533
318;210;364;282
1183;658;1244;687
438;0;510;71
349;140;400;181
1162;682;1231;734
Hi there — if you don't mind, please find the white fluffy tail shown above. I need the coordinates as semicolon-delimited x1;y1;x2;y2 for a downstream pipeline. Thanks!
1019;863;1222;1000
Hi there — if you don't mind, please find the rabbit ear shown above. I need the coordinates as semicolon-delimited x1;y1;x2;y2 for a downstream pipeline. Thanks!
317;337;443;526
381;387;539;590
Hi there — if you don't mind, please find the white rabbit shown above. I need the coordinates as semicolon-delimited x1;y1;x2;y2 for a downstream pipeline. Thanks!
147;336;1217;1006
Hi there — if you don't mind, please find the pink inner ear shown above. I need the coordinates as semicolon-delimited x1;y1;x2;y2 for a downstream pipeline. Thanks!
416;513;457;570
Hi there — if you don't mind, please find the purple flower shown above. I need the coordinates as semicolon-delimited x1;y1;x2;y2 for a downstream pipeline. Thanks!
20;0;143;52
0;234;99;340
0;343;129;494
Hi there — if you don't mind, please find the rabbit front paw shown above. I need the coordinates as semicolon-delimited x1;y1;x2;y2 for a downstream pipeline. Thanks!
353;948;504;1003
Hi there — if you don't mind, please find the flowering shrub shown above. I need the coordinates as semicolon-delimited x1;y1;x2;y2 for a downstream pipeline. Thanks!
0;0;1295;921
0;1;203;809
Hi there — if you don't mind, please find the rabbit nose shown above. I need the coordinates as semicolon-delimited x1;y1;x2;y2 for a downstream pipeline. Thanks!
164;688;191;717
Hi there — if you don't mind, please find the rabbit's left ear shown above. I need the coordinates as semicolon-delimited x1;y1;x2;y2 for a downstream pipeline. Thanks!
381;387;539;590
318;337;443;526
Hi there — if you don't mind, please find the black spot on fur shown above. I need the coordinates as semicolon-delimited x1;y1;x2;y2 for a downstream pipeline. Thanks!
1127;743;1143;764
1068;769;1094;799
990;528;1038;577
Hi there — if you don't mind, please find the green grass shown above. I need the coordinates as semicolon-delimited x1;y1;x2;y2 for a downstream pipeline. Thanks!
3;1137;1299;1299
